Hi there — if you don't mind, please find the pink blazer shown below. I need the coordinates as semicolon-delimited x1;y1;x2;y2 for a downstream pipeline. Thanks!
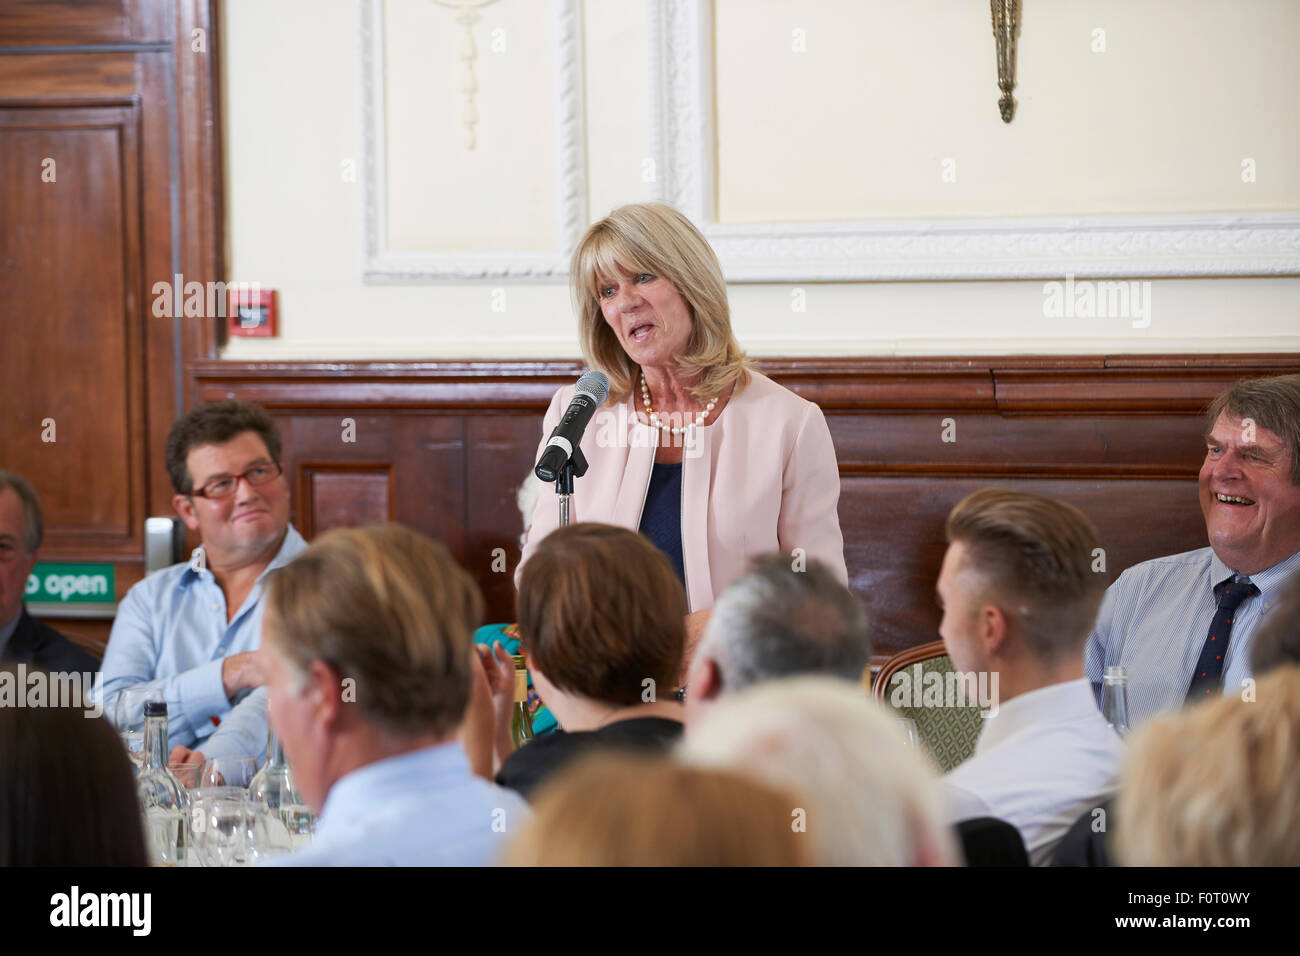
517;370;848;612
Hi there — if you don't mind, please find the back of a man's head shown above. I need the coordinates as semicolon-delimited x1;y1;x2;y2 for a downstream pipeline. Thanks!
264;523;482;738
945;488;1105;666
679;675;956;866
698;553;870;695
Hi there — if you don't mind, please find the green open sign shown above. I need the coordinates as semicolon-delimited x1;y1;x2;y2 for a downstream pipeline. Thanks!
26;563;115;603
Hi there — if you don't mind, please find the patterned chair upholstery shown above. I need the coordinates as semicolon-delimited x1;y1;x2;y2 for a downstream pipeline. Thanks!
872;641;984;773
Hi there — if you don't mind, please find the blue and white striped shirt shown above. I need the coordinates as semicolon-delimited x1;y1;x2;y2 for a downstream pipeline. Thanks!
1084;545;1300;728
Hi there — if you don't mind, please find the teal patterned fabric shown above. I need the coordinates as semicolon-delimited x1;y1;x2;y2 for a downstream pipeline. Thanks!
880;654;984;773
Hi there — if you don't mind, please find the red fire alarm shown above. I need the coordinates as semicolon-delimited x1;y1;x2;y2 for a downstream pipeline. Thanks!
228;288;277;338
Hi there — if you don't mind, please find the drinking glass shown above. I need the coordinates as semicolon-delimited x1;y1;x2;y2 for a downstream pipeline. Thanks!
169;762;200;793
895;717;922;750
198;754;257;789
244;802;295;864
276;777;317;847
191;787;253;867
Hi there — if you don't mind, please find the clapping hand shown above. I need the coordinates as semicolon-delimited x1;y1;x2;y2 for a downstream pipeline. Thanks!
459;641;519;780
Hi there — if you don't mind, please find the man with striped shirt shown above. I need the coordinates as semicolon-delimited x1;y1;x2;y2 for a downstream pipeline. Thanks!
1085;374;1300;728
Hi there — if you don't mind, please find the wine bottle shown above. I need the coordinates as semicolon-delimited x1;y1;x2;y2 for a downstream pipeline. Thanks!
248;727;289;811
511;654;534;748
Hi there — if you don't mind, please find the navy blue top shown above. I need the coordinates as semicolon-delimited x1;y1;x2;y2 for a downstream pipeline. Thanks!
638;462;685;588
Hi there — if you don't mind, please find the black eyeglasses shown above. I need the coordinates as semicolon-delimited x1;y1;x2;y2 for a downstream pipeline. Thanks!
190;463;283;500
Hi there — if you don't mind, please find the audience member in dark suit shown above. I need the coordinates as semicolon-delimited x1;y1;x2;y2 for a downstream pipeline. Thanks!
0;470;98;673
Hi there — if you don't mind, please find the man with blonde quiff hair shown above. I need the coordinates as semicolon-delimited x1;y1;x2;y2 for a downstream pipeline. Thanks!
261;523;528;866
936;488;1122;866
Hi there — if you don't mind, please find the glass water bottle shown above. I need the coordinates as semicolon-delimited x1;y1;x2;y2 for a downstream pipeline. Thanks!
248;727;290;811
248;727;307;851
1101;665;1130;738
136;700;189;865
511;654;534;748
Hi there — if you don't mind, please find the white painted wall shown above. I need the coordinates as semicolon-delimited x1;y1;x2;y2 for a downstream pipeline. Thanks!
219;0;1300;361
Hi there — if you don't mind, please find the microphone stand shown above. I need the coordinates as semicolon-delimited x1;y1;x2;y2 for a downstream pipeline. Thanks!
554;447;588;527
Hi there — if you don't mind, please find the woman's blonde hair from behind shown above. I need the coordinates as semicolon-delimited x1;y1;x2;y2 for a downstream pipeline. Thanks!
502;753;809;866
1116;665;1300;866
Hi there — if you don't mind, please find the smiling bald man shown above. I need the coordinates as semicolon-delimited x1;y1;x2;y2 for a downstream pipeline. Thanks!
1085;374;1300;728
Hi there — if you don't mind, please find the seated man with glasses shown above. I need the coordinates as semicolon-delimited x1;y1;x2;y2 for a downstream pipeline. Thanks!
100;400;306;761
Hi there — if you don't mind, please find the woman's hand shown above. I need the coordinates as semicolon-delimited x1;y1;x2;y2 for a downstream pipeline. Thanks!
483;641;519;768
459;645;496;780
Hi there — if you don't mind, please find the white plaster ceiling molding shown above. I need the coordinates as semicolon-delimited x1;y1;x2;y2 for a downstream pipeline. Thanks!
647;0;1300;281
362;0;587;281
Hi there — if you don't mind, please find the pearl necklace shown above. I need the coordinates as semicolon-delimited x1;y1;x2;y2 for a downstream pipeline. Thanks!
641;373;717;435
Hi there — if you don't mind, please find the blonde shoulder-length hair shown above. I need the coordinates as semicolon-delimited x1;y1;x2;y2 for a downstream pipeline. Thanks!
571;203;751;405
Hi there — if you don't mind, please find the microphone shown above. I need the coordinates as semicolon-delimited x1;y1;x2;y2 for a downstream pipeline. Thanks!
535;369;609;482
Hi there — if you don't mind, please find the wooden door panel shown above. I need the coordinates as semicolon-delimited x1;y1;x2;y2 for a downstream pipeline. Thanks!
4;2;223;642
0;104;144;556
0;0;165;45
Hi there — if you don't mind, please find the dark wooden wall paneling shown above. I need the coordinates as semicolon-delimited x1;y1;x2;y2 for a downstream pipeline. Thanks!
2;0;222;653
190;355;1300;661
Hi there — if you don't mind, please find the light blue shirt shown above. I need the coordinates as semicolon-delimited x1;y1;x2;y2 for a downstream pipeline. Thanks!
268;742;531;866
1085;545;1300;728
99;526;307;756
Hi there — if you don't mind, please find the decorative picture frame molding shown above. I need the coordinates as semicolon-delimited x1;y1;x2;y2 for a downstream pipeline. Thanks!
646;0;1300;282
361;0;587;282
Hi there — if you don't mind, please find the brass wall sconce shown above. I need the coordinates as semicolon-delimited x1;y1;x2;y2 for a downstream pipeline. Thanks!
991;0;1020;122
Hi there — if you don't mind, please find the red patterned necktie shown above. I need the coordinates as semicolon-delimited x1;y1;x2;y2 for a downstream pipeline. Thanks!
1185;574;1258;703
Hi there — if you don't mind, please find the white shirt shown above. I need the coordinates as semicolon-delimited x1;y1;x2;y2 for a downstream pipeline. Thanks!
941;678;1123;866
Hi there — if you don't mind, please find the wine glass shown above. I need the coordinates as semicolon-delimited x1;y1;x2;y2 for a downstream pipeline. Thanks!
113;687;163;770
198;754;257;789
